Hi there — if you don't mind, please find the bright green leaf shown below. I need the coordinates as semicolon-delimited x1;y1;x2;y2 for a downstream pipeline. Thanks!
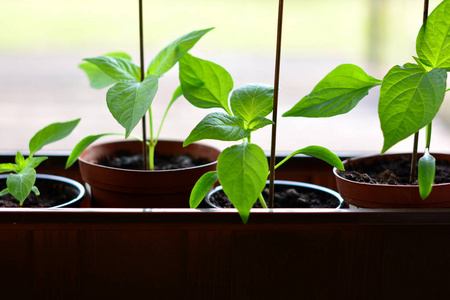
29;118;81;157
0;163;17;173
248;117;273;131
416;0;450;70
276;145;344;171
15;151;25;170
283;64;381;117
230;84;274;123
66;133;126;168
0;188;9;197
379;64;447;153
24;156;48;169
217;143;268;224
7;168;36;203
184;112;250;146
84;56;140;82
189;171;218;208
148;27;214;76
179;54;233;111
107;75;159;138
418;150;436;200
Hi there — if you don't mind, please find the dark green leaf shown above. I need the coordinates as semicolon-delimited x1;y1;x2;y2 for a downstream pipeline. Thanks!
230;84;274;123
416;0;450;70
217;143;268;224
84;56;140;82
148;28;214;76
418;150;436;200
283;64;381;117
248;117;273;131
179;54;233;111
183;112;250;146
189;171;218;208
379;64;447;153
7;168;36;203
29;119;81;157
66;133;126;168
79;52;132;89
107;75;159;137
276;145;344;171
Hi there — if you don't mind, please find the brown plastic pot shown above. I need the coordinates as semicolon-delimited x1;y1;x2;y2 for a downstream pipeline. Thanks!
334;153;450;208
78;140;220;208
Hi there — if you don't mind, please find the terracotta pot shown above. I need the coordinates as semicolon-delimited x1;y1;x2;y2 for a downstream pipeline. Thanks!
205;180;344;208
334;153;450;208
0;174;85;208
78;140;220;208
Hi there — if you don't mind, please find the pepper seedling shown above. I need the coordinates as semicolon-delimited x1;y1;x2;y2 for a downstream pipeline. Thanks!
283;0;450;199
179;54;344;223
0;119;80;205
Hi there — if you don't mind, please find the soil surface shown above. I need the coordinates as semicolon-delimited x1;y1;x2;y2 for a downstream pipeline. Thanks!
209;184;341;208
0;178;79;208
98;151;209;170
338;155;450;185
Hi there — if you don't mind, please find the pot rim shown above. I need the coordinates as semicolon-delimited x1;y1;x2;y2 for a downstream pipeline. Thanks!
0;173;85;208
78;139;219;173
206;179;344;209
333;152;450;188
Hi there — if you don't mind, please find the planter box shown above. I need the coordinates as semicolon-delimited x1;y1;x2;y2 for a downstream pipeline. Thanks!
1;152;450;299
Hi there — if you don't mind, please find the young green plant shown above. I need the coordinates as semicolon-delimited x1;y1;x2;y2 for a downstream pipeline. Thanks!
0;119;80;206
66;28;213;170
283;0;450;199
180;54;344;223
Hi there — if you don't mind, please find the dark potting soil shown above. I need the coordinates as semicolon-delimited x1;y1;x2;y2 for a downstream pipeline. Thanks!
209;185;340;208
0;178;79;208
98;151;209;170
338;155;450;185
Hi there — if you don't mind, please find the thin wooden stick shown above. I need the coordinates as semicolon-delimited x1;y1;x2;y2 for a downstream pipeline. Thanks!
268;0;284;208
410;0;429;183
139;0;149;170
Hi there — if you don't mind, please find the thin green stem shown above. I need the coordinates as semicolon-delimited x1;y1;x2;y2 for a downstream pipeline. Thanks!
148;107;155;170
258;193;268;208
426;122;432;150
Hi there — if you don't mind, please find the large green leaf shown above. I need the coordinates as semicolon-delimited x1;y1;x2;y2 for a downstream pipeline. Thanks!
84;56;140;82
79;52;133;89
189;171;218;209
379;64;447;153
29;119;81;157
283;64;381;117
217;143;268;224
65;133;126;168
183;112;250;146
147;28;214;76
418;150;436;200
276;145;344;171
230;84;274;123
416;0;450;70
7;168;36;203
107;75;159;138
179;54;233;111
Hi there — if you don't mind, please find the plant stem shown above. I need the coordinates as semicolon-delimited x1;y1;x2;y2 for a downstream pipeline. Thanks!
426;122;432;149
259;193;268;209
148;107;155;170
139;0;148;170
268;0;284;209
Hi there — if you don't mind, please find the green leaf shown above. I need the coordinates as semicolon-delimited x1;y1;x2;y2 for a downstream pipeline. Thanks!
189;171;218;208
276;145;344;171
7;168;36;203
217;143;268;224
66;133;126;168
148;27;214;76
283;64;382;117
15;151;25;170
107;75;159;137
0;188;9;197
379;64;447;153
230;84;274;123
84;56;140;82
24;156;48;169
184;112;250;146
416;0;450;70
248;117;274;131
179;54;233;111
418;150;436;200
0;163;18;173
29;118;81;157
31;186;40;196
